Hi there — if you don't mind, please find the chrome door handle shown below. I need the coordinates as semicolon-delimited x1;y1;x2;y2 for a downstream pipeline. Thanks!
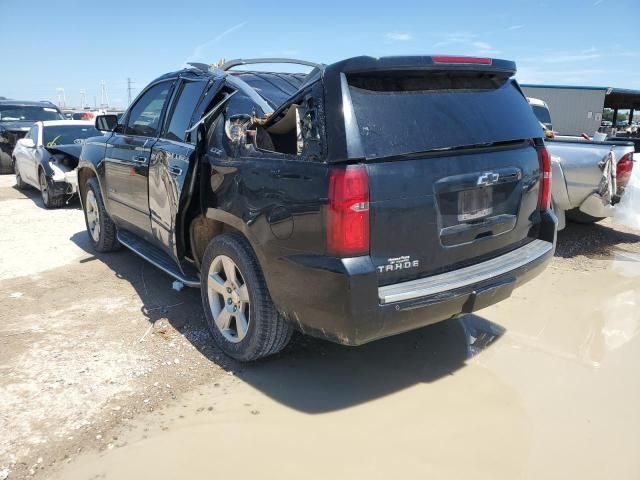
169;166;183;176
133;155;147;163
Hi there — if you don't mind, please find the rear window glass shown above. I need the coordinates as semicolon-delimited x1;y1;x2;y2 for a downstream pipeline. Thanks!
531;105;552;127
346;71;542;159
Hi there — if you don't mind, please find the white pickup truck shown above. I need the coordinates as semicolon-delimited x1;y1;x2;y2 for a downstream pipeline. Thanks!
528;97;635;230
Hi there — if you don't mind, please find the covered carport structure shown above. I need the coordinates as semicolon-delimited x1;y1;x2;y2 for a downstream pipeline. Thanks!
605;87;640;126
521;84;640;136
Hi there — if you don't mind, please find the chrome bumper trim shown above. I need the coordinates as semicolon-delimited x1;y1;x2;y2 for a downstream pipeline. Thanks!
378;239;553;304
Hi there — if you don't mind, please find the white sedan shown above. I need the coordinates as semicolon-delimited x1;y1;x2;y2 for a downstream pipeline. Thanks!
12;120;100;208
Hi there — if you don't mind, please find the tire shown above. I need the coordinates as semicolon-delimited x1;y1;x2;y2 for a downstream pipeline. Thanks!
200;233;293;361
0;155;13;174
83;176;119;252
15;163;27;190
566;208;605;225
39;169;64;209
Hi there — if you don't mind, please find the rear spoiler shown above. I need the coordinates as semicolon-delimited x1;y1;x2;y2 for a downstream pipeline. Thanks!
325;55;516;76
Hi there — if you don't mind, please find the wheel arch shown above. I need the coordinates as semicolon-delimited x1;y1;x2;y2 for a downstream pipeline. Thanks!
190;210;257;271
77;165;105;211
37;163;49;188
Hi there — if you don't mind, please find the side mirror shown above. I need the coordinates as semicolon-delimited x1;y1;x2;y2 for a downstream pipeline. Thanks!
95;114;118;132
19;138;35;148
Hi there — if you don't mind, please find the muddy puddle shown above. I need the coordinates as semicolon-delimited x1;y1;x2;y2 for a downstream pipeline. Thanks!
52;250;640;480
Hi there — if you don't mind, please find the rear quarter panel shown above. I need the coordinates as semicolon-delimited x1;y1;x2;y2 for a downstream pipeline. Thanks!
206;148;332;311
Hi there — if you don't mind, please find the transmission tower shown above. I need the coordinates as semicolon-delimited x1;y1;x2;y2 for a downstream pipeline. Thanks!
100;81;109;109
127;77;135;105
56;88;66;109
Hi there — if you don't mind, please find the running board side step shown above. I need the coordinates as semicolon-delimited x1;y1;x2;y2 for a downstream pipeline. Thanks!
117;231;200;288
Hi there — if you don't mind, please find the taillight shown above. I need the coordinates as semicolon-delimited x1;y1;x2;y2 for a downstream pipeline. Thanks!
432;55;492;65
537;146;552;210
327;165;370;256
616;153;634;188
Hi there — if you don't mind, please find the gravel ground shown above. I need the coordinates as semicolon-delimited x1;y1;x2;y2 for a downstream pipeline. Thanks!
0;175;234;479
0;173;639;479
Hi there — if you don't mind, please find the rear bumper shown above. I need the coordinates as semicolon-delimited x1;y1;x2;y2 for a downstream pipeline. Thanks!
378;239;552;304
272;211;556;346
579;192;614;218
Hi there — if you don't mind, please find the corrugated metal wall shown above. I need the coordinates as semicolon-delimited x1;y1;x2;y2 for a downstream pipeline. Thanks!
521;86;606;136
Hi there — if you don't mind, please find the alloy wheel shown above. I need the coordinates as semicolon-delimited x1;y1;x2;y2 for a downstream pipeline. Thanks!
207;255;250;343
39;172;49;205
85;190;101;242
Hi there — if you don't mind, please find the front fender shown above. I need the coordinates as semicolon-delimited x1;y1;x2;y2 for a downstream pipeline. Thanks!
77;136;110;211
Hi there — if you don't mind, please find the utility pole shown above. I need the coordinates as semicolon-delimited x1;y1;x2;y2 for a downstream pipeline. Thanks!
79;89;86;109
127;77;134;105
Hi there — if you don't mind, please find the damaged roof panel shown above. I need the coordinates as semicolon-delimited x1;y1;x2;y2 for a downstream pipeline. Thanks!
230;71;308;109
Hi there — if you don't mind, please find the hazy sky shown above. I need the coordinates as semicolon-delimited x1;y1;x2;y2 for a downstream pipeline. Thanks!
1;0;638;109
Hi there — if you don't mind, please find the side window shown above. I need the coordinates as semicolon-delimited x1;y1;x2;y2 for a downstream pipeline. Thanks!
164;80;206;143
27;125;38;143
125;81;172;137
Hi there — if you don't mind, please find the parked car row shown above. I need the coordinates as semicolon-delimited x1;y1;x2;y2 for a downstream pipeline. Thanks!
13;120;100;207
1;101;119;208
0;100;65;173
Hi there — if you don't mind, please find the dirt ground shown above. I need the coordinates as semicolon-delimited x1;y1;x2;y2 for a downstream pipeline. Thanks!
1;173;639;480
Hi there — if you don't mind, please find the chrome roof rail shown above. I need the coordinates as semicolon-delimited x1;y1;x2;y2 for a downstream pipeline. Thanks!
220;58;320;71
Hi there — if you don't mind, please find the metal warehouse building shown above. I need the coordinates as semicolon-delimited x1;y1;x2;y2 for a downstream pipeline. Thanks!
521;84;640;136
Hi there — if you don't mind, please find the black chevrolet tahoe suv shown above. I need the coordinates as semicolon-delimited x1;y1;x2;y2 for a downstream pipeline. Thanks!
78;55;557;361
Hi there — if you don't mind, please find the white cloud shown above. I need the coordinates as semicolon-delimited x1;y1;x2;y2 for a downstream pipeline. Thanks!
434;32;475;47
433;32;500;55
472;41;492;50
536;53;601;63
386;32;412;41
186;22;248;63
507;25;524;31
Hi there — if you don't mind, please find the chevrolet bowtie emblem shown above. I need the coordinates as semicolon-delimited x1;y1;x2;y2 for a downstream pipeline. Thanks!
477;172;500;186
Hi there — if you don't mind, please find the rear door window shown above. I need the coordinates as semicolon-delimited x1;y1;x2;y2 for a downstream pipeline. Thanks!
164;80;206;143
345;71;542;159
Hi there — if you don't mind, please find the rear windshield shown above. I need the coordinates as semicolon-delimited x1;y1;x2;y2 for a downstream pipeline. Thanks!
346;71;542;159
43;125;101;146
